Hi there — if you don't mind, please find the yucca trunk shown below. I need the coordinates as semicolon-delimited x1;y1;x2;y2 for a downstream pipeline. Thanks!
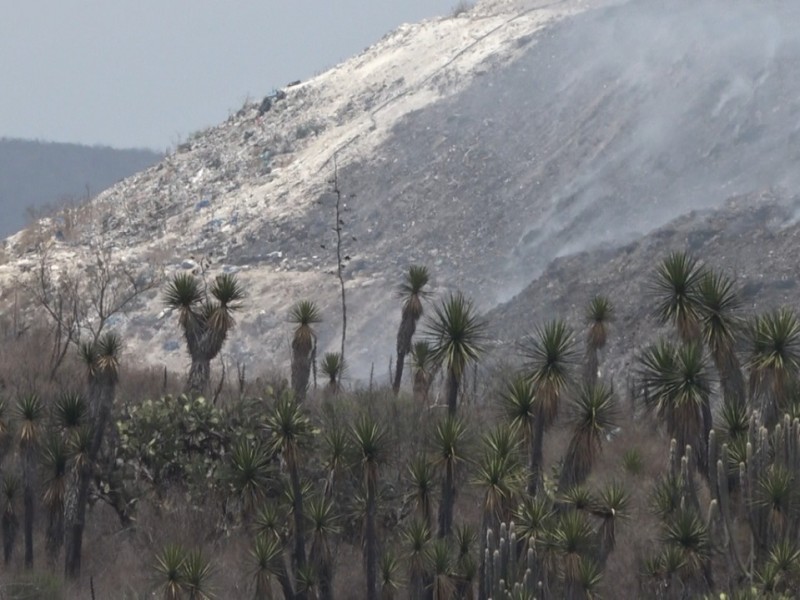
365;474;379;600
2;509;18;565
288;458;308;600
413;371;430;406
583;347;599;388
45;503;64;565
529;411;545;496
65;372;116;579
446;370;459;416
310;546;333;600
187;356;211;398
713;347;745;411
291;340;313;402
437;463;456;538
22;448;34;569
393;316;416;394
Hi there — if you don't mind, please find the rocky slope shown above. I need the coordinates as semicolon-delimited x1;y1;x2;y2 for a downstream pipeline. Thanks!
2;0;800;382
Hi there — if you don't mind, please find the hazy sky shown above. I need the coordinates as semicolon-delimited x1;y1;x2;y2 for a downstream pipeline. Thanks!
1;1;458;151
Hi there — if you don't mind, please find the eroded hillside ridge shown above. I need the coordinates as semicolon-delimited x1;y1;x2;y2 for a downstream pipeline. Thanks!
3;0;800;379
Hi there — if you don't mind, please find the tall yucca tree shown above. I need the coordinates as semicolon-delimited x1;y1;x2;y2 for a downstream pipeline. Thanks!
65;332;121;578
164;272;245;397
15;393;43;570
474;428;523;600
410;341;437;406
307;496;339;600
251;534;287;600
545;510;595;600
403;519;432;600
265;394;314;599
524;319;577;495
558;382;620;490
289;300;321;402
351;414;389;600
393;265;430;394
433;415;467;538
502;375;536;488
320;352;344;396
639;340;712;475
697;270;745;410
407;455;437;530
41;434;68;564
584;295;613;387
591;481;630;567
427;293;486;415
748;307;800;428
651;251;704;343
2;474;19;566
230;439;273;520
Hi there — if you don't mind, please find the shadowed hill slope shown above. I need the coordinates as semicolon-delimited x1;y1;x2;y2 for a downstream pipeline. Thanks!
0;138;161;237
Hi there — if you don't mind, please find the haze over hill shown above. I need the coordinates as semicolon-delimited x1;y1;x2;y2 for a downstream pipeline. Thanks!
2;0;800;382
0;138;161;238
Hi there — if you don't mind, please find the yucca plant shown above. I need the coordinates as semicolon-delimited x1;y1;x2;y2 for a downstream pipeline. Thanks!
41;434;68;564
651;251;704;343
251;534;287;600
524;319;577;495
427;538;456;600
230;439;274;519
426;292;487;415
592;481;631;566
52;392;86;433
759;539;800;595
573;556;603;600
289;300;321;402
621;448;644;476
254;503;284;542
433;415;467;538
265;394;315;592
748;307;800;428
351;414;389;600
697;269;745;410
308;496;340;600
584;295;613;387
410;340;437;406
379;550;401;600
660;508;712;593
154;543;187;600
403;519;432;600
183;549;215;600
559;382;619;490
502;375;536;479
754;465;798;547
322;426;349;500
2;473;19;565
66;331;122;578
453;523;477;598
558;485;596;513
515;496;555;548
546;510;595;596
164;271;245;396
407;455;437;529
638;340;711;475
16;393;43;570
393;265;431;394
320;352;344;395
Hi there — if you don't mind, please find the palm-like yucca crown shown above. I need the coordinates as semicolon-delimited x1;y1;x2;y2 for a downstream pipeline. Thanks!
651;251;704;339
307;496;340;536
567;382;620;447
265;395;314;457
586;295;614;349
697;269;741;352
320;352;344;380
53;392;87;430
433;415;467;465
526;319;577;389
351;414;389;470
481;423;522;462
164;273;203;310
182;549;215;600
660;508;711;574
749;307;800;377
410;340;434;371
15;394;43;446
289;300;321;350
502;375;536;433
426;292;486;376
211;273;245;308
154;543;187;600
399;265;430;317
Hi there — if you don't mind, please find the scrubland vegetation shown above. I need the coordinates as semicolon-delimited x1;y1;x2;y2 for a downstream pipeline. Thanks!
1;252;800;599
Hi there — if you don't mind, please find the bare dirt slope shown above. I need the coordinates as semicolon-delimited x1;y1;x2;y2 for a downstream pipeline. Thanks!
3;0;800;381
